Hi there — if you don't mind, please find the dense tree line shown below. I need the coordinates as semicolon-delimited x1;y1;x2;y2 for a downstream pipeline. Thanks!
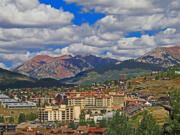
163;90;180;135
18;112;38;124
0;116;5;123
156;66;180;80
69;89;180;135
68;89;180;135
68;110;161;135
0;116;14;123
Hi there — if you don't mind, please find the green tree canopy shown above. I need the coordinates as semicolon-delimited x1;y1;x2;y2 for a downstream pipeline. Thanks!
18;113;26;124
106;111;133;135
136;111;161;135
99;118;108;128
68;121;77;130
79;110;87;126
167;90;180;135
0;116;5;123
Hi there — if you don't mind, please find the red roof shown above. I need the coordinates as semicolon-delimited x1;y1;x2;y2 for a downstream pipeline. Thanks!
77;126;88;131
88;127;104;132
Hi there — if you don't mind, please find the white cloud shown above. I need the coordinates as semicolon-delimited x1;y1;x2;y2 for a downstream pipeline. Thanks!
0;0;180;67
0;63;8;69
61;43;104;55
65;0;155;15
0;0;74;28
0;26;80;50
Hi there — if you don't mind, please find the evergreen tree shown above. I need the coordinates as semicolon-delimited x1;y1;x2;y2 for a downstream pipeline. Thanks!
18;113;26;124
127;81;132;89
88;119;96;127
135;111;161;135
167;90;180;135
105;111;133;135
0;116;4;123
26;113;37;121
99;118;108;128
79;111;87;126
8;117;14;123
68;121;77;130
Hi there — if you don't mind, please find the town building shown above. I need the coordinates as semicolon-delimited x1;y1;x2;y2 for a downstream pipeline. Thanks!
0;124;16;135
0;94;36;108
66;90;125;111
5;102;36;108
175;71;180;75
39;105;81;122
77;126;105;135
30;97;55;106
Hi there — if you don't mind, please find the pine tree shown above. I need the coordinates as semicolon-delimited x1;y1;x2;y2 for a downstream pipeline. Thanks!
136;111;161;135
26;113;37;121
167;90;180;135
68;121;77;130
105;111;133;135
79;111;87;126
88;119;96;127
8;117;14;123
0;116;4;123
99;118;108;128
18;113;26;124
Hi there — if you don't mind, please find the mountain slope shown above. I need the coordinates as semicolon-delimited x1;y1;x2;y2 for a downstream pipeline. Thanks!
11;54;117;80
136;46;180;68
0;67;34;83
60;60;165;85
0;68;70;89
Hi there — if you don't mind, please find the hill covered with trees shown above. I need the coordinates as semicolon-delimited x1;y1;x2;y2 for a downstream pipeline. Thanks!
0;68;70;89
61;60;166;85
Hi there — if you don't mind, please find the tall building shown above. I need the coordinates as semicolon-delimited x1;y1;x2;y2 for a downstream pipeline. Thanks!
39;105;81;122
66;91;125;111
39;91;125;122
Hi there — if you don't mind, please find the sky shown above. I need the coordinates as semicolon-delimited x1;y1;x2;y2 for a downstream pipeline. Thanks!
0;0;180;69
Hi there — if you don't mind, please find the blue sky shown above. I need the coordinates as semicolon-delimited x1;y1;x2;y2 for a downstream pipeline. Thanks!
0;0;179;69
39;0;105;26
38;0;165;56
125;28;167;38
39;0;163;38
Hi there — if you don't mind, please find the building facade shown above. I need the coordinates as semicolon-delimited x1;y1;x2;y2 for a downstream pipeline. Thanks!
67;91;125;111
39;105;81;122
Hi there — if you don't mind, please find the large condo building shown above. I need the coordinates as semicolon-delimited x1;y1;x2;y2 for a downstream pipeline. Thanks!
39;105;81;122
39;91;125;122
66;91;125;110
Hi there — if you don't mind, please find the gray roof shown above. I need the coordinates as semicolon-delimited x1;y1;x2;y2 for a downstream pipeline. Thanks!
103;111;122;119
6;102;36;108
0;94;10;99
0;94;36;108
0;99;18;103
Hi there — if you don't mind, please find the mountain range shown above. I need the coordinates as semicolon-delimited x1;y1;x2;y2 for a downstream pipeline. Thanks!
60;59;165;85
11;54;117;80
136;46;180;68
0;45;178;87
0;68;70;89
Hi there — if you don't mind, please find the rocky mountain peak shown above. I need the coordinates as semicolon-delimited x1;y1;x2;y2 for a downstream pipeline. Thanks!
56;54;72;59
11;54;118;80
136;46;180;68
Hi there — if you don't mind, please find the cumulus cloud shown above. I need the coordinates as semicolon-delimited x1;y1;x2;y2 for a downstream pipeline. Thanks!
0;0;180;67
0;0;74;28
61;43;104;55
0;63;8;69
63;0;180;59
65;0;156;15
0;26;80;51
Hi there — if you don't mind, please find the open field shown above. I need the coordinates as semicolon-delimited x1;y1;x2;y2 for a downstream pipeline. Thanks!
127;77;180;97
0;105;38;124
130;107;168;128
148;107;169;126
